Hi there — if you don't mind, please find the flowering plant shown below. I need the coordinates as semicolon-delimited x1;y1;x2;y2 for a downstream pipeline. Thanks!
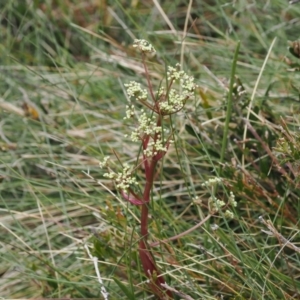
100;39;197;298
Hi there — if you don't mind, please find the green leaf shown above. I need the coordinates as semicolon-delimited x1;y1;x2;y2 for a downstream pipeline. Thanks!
113;277;135;300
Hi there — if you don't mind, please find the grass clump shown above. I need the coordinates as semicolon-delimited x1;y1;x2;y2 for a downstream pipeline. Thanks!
1;0;300;299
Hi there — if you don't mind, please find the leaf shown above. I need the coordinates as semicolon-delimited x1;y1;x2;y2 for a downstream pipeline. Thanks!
185;124;200;139
113;277;135;300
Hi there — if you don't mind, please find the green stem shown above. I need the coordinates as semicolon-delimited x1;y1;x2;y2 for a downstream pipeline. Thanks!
220;41;240;172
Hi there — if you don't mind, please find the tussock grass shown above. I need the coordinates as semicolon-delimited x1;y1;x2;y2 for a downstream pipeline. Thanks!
1;0;300;299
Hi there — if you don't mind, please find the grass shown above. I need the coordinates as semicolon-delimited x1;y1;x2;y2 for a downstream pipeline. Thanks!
1;0;300;299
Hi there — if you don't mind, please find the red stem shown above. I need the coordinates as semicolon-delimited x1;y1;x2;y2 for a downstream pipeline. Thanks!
141;158;157;236
138;113;173;298
141;114;162;236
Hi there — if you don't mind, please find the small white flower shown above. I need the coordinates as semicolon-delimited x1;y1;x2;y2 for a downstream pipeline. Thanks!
99;156;110;168
209;196;225;213
201;177;222;187
229;191;237;207
133;39;156;53
130;111;162;142
211;224;219;231
113;164;138;191
224;210;234;219
216;199;225;208
124;104;135;120
143;139;167;157
103;172;116;179
125;81;148;101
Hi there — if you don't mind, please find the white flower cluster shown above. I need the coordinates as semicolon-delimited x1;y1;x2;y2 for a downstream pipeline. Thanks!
133;39;156;53
157;64;196;115
159;89;186;114
228;191;237;207
103;163;138;191
124;105;135;120
224;210;234;219
209;196;225;213
130;110;162;142
167;64;196;92
201;177;222;188
125;81;148;101
143;136;168;158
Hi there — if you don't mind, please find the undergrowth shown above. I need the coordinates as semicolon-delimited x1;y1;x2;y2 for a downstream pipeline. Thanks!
1;0;300;299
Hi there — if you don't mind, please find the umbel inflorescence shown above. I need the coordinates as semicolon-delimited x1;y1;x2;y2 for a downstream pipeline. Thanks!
102;39;197;199
99;38;199;298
